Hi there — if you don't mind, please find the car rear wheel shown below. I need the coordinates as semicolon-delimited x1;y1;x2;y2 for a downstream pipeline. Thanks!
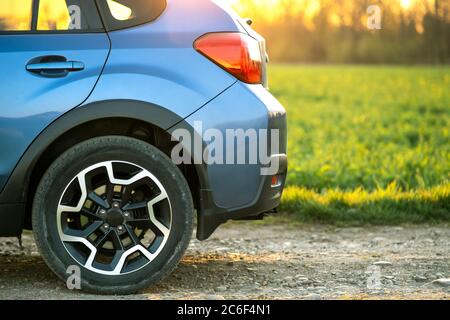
32;136;193;294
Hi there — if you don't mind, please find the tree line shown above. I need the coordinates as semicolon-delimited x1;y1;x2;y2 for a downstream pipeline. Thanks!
234;0;450;64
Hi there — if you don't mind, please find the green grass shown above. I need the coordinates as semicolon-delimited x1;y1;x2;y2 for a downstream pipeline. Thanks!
269;65;450;224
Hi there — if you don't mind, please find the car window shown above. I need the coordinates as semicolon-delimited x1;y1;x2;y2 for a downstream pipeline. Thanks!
0;0;33;31
37;0;103;31
98;0;167;31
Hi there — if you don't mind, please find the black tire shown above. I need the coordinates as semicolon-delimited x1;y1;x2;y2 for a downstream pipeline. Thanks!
32;136;194;295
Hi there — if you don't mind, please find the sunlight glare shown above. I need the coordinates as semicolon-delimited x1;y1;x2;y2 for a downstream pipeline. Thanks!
107;0;133;20
400;0;413;9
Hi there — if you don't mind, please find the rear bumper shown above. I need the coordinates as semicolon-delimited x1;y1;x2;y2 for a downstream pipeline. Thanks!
197;154;287;240
172;81;288;240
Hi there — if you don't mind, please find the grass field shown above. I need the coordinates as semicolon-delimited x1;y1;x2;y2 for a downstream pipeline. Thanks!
270;65;450;224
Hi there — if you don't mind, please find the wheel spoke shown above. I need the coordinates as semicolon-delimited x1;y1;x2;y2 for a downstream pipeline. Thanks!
122;201;148;211
93;230;111;248
147;192;170;237
109;250;126;273
110;245;154;274
128;218;151;223
106;162;147;186
149;236;164;254
125;225;142;246
105;183;115;207
110;230;124;251
121;185;133;205
149;191;168;206
88;192;109;209
81;208;102;220
64;220;103;239
147;222;165;237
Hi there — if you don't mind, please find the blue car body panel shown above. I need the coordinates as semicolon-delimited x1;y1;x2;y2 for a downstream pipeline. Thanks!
83;25;238;121
0;33;110;191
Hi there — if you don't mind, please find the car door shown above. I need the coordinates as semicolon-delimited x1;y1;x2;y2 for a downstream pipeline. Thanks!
0;0;110;191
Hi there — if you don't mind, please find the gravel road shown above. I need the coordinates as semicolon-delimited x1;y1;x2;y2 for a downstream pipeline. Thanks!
0;221;449;300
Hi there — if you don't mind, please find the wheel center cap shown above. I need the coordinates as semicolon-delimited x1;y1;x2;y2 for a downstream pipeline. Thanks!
106;208;124;227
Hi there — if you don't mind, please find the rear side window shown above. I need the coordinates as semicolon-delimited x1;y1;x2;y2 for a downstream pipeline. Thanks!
0;0;33;31
97;0;167;31
37;0;103;31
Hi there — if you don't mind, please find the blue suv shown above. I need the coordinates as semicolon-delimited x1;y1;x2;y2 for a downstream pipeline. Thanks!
0;0;287;294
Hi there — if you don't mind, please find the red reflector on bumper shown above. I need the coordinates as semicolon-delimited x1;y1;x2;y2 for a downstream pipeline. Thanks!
271;175;282;188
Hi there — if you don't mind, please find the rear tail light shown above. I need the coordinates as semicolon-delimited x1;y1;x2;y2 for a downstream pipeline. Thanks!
194;32;263;84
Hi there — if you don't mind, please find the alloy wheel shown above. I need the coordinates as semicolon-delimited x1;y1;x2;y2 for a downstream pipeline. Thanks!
56;161;172;275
